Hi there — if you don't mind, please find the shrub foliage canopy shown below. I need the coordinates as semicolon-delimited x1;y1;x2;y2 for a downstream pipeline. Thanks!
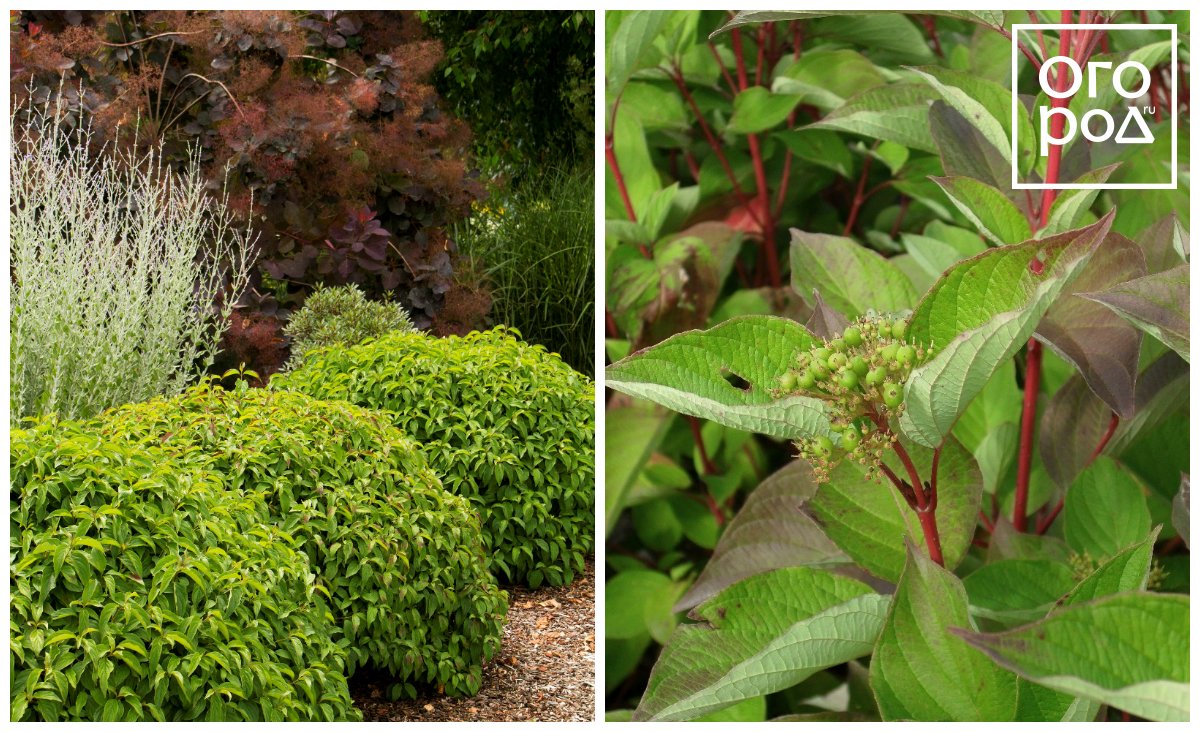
274;328;595;588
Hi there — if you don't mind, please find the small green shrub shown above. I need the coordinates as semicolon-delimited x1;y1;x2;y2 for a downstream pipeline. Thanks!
283;284;415;369
11;421;359;722
273;327;595;587
90;385;508;697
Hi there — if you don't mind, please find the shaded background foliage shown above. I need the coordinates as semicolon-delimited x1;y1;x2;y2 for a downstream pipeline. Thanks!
11;10;596;380
419;10;594;181
12;10;479;334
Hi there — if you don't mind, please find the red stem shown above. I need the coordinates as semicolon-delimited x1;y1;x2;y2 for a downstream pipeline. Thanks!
668;69;761;227
604;134;638;224
1012;340;1043;532
688;416;726;526
688;416;719;475
1015;19;1082;532
891;430;944;565
921;16;943;57
605;309;618;339
843;153;875;236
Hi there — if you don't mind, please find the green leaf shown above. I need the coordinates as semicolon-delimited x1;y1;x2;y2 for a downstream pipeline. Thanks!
605;570;682;642
1015;679;1100;722
931;176;1031;246
771;50;885;112
605;316;832;440
772;129;853;178
607;11;670;97
899;214;1114;447
1035;231;1146;418
1040;165;1120;236
675;460;848;611
1063;457;1152;561
955;593;1189;722
605;399;675;535
789;231;917;318
871;542;1019;721
963;560;1076;626
808;84;939;153
809;436;981;581
712;11;1006;38
901;225;987;288
810;15;933;64
1060;529;1157;607
727;87;802;134
634;568;884;721
1081;264;1189;363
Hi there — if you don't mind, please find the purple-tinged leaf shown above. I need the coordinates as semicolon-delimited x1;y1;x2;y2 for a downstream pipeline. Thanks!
1172;475;1189;549
802;289;848;341
1080;264;1189;362
1038;374;1114;490
928;101;1011;196
1036;231;1146;417
674;460;848;611
1136;214;1188;275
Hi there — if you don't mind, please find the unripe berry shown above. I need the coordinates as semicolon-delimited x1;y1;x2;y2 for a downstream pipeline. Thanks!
839;369;859;389
811;361;831;379
882;382;903;408
828;352;848;369
850;356;869;376
896;345;916;365
814;436;835;457
780;370;799;390
843;327;862;347
880;343;900;361
865;365;887;386
892;319;908;340
841;426;861;449
830;338;847;352
813;347;832;362
798;369;817;389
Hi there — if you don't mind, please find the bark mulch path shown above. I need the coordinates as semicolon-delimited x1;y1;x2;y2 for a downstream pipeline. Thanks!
352;560;596;722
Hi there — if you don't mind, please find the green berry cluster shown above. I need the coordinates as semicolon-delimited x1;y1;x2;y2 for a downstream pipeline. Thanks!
777;316;932;483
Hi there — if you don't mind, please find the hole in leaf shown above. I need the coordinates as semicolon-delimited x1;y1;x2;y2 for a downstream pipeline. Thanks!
720;368;751;391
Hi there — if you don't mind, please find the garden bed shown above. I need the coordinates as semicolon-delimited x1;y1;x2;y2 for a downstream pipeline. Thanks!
351;560;595;722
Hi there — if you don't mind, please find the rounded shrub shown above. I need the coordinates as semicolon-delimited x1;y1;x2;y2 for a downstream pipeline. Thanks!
11;420;359;722
272;327;595;587
89;384;507;698
283;284;415;369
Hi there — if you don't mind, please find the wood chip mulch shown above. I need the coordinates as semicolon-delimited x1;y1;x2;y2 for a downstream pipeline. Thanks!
351;560;596;722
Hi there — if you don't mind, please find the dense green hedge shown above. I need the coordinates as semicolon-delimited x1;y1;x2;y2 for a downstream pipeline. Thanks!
11;421;360;722
90;386;507;697
273;328;595;587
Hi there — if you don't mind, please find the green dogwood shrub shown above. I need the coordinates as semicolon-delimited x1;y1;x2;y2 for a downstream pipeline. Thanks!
11;421;359;722
90;385;507;698
273;327;595;588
